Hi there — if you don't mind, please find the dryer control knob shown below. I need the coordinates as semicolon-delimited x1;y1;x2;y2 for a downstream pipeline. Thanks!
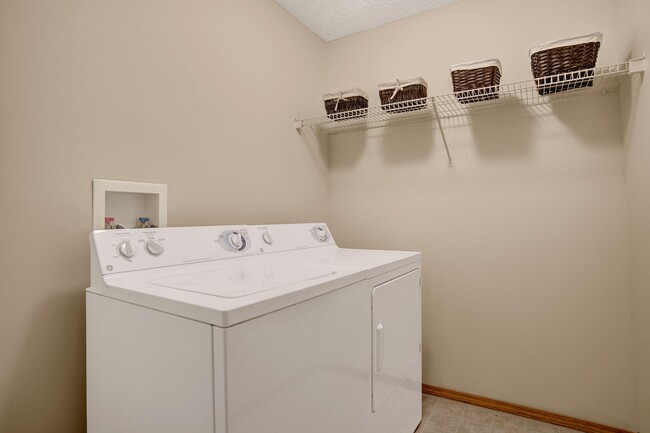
315;227;329;242
117;240;136;258
145;240;164;256
229;232;244;250
262;231;273;245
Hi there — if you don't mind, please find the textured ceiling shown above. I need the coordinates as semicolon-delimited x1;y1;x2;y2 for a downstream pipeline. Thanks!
274;0;458;41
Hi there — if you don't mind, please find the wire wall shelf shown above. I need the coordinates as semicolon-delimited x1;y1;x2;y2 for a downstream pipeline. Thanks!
433;61;638;119
295;58;645;166
299;98;436;135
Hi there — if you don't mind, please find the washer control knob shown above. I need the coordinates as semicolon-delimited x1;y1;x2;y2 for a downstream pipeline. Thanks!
229;232;244;250
117;240;136;258
219;230;250;252
145;240;164;256
315;227;329;242
262;231;273;245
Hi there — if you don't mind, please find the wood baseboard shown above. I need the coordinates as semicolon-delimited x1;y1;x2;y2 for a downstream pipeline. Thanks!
422;384;634;433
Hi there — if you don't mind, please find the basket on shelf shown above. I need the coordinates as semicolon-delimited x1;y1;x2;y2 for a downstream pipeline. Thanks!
323;88;369;121
378;77;428;112
450;59;502;104
530;32;602;96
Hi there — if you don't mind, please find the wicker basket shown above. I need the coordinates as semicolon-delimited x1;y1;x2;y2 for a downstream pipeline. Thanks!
378;77;428;112
323;88;369;121
530;32;602;96
450;59;502;104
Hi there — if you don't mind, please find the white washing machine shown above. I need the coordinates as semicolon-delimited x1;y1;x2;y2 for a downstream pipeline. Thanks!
87;223;421;433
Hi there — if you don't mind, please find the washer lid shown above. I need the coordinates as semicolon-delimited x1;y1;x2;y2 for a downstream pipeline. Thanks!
150;263;337;298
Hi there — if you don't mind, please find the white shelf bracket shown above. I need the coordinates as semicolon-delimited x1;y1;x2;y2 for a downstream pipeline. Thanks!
431;97;453;167
629;54;646;75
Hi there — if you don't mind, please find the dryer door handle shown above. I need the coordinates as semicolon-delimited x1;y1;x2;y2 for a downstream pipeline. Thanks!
376;323;384;372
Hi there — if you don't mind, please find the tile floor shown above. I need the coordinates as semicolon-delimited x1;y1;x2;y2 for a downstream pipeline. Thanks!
416;394;583;433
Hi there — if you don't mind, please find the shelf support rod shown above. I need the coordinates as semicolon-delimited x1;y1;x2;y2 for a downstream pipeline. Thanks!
628;53;646;75
431;97;453;167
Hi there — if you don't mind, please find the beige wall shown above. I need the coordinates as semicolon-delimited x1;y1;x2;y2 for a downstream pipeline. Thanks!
620;0;650;431
0;1;327;432
327;0;638;428
1;0;647;431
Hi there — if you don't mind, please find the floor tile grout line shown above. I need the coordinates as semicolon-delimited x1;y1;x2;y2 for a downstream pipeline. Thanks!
425;396;440;427
454;403;468;433
488;408;496;433
422;394;440;429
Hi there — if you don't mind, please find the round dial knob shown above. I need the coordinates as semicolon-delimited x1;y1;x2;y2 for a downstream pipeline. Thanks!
315;227;329;242
219;230;250;252
145;240;164;256
262;231;273;245
229;232;244;250
117;240;136;258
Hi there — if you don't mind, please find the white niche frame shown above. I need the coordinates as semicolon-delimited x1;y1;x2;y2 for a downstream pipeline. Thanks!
92;179;168;230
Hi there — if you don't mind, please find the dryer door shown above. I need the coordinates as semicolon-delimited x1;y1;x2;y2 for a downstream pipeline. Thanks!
371;269;421;413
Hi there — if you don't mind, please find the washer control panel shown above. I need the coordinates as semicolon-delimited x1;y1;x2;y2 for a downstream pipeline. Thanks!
92;223;335;275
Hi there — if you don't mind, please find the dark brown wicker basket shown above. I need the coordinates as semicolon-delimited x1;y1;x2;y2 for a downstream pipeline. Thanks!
531;41;601;96
324;90;368;121
451;65;501;104
379;79;428;113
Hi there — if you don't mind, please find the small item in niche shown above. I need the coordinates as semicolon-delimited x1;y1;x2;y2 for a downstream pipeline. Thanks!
450;59;502;104
104;217;124;230
529;32;602;96
323;88;369;121
135;217;157;229
378;77;428;113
